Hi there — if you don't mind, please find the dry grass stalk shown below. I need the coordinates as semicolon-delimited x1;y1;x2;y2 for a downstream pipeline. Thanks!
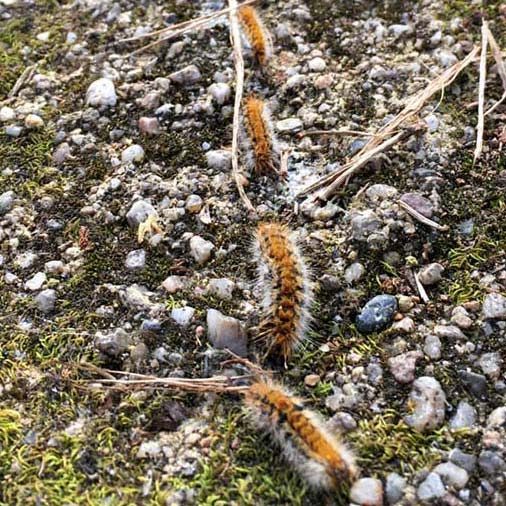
483;23;506;116
7;64;36;99
298;46;480;199
229;0;255;212
298;129;376;138
399;200;449;231
474;22;488;163
75;362;250;393
414;271;430;304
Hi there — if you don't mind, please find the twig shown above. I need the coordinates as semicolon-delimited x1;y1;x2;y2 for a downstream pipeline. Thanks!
414;271;430;304
298;46;480;199
221;349;270;377
474;22;488;163
399;200;449;231
483;23;506;116
229;0;255;212
8;65;36;98
298;129;376;138
280;147;290;178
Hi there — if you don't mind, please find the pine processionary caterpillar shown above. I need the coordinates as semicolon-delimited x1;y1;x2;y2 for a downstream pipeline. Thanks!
243;380;358;490
253;222;312;361
242;95;281;177
238;5;273;67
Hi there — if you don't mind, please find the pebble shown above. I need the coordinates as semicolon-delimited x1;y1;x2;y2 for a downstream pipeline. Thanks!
356;294;398;333
344;262;365;284
86;78;117;107
53;143;71;164
397;295;414;313
424;113;439;133
208;83;231;104
487;406;506;427
304;374;320;387
189;236;214;265
125;249;146;270
131;342;148;364
405;376;446;432
478;450;506;474
388;351;423;383
0;106;15;122
35;289;56;313
458;370;487;397
400;193;434;218
0;191;15;215
478;352;502;380
141;319;162;333
436;49;458;67
349;477;383;506
418;263;444;285
207;278;235;300
417;472;445;501
162;276;186;294
308;57;326;72
5;125;22;137
450;401;477;430
171;306;195;327
391;317;415;334
25;272;47;291
482;293;506;320
95;328;130;357
136;441;161;459
449;448;477;472
433;462;469;489
14;252;37;269
205;150;231;170
450;306;473;329
169;64;201;85
366;184;398;201
386;472;406;505
185;194;203;213
350;209;382;240
138;117;160;135
276;118;303;133
434;324;466;340
122;144;145;164
126;200;156;227
24;114;44;129
206;309;247;356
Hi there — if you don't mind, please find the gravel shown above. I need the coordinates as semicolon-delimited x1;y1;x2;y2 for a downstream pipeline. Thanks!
404;376;446;432
356;294;398;333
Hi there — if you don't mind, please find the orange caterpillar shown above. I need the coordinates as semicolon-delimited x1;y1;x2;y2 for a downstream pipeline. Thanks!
238;5;273;66
254;222;312;361
244;380;358;490
242;95;281;177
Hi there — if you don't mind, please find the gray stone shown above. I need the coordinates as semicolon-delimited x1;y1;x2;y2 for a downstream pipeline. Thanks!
0;191;15;215
436;49;458;67
169;65;201;85
434;324;466;340
450;401;477;430
0;106;15;122
25;272;47;291
356;294;398;333
349;477;383;506
405;376;446;432
424;334;442;360
487;406;506;428
433;462;469;489
14;252;37;269
162;275;186;294
86;78;117;107
121;284;153;311
171;306;195;327
482;293;506;320
328;412;357;433
45;260;65;275
185;194;203;213
350;209;382;240
308;57;326;72
400;193;434;218
136;440;161;459
478;352;502;380
205;150;231;170
478;451;506;474
35;289;56;313
208;278;235;300
458;370;487;397
451;306;473;329
366;184;398;201
130;342;148;363
344;262;365;284
53;143;71;164
276;117;303;133
25;114;44;129
95;328;130;357
418;263;444;285
126;200;156;227
386;472;406;505
206;309;247;356
449;448;477;472
125;249;146;270
388;351;423;383
424;114;439;133
417;473;445;501
122;144;145;164
5;125;22;137
208;83;231;104
189;236;214;264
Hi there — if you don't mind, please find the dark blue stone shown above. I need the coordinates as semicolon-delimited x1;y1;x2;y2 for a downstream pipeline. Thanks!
356;294;398;333
141;319;162;332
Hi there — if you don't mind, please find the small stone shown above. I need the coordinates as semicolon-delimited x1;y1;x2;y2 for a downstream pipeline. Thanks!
125;249;146;270
0;191;15;215
169;64;201;85
126;200;156;227
171;306;195;327
0;106;15;122
138;117;160;135
206;309;247;356
276;117;303;133
205;150;231;170
350;209;382;240
400;193;434;218
136;441;161;459
25;272;47;291
328;412;357;433
162;275;186;294
405;376;446;432
366;184;398;201
478;352;502;380
487;406;506;427
392;317;415;334
449;449;477;472
189;236;214;264
208;278;235;300
308;57;326;72
208;83;231;104
458;370;487;397
86;78;117;107
451;307;473;329
434;324;466;340
141;319;162;333
349;477;383;506
450;401;477;429
478;451;506;475
95;328;130;357
5;125;22;137
14;252;37;269
434;462;469;489
45;260;65;275
344;262;365;284
417;473;445;501
131;342;148;363
185;195;203;213
418;263;444;285
304;374;320;387
122;144;145;164
386;472;406;505
424;113;439;133
388;351;423;383
436;49;458;67
53;143;71;164
35;289;56;313
397;295;415;313
24;114;44;129
482;293;506;320
356;294;398;333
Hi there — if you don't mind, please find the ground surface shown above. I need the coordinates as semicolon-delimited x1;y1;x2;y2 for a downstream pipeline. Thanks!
0;0;505;505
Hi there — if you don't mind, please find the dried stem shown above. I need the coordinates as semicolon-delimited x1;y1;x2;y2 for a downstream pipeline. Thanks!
483;23;506;116
414;271;430;304
8;65;36;98
399;200;449;231
474;22;488;163
298;129;376;138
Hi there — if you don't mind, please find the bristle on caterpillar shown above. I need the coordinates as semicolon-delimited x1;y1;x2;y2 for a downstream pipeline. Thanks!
244;380;358;490
238;5;273;67
242;96;281;177
253;222;312;361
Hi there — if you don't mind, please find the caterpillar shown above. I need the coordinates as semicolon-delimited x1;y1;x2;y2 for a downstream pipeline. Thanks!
254;222;312;362
243;380;358;490
242;95;282;177
238;5;273;67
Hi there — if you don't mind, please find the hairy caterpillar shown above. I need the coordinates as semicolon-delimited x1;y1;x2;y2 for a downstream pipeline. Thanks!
243;380;358;490
253;222;312;361
238;5;273;67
